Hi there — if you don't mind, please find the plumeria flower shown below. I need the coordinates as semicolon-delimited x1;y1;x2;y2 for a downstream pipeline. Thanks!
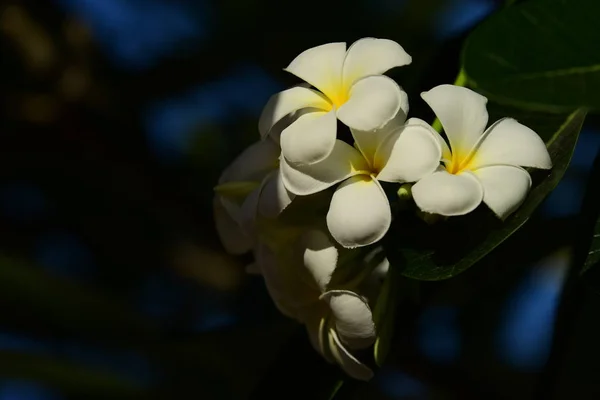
259;38;412;166
253;228;378;380
213;138;294;254
410;85;552;219
280;107;442;248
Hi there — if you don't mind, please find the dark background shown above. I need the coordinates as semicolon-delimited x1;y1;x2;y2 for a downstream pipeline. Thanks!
1;0;599;398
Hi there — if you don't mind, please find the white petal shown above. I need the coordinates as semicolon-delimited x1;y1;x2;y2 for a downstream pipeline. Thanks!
412;170;484;216
326;176;391;248
474;165;532;220
406;117;452;162
350;94;409;164
337;75;405;131
258;86;331;138
257;169;295;218
421;85;488;159
342;38;412;88
255;243;316;319
213;196;251;255
281;141;369;196
301;230;338;292
328;328;374;381
280;109;337;165
284;42;346;101
322;290;375;349
219;139;279;183
375;123;442;183
239;186;261;236
470;118;552;170
303;307;334;362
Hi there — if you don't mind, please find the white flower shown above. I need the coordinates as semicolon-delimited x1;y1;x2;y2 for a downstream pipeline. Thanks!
259;38;412;166
253;229;377;381
213;138;295;254
410;85;552;219
280;108;442;248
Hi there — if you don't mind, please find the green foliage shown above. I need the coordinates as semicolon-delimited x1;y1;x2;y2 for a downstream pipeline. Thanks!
386;108;586;280
463;0;600;112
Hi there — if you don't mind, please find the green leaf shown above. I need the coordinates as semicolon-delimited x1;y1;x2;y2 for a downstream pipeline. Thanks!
385;108;586;281
462;0;600;111
373;260;397;366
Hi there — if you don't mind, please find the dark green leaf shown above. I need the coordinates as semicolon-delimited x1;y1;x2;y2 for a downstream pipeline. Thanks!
386;108;586;280
462;0;600;111
372;260;396;367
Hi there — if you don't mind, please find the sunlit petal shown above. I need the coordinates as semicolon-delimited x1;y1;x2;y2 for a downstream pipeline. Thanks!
284;42;347;99
337;75;405;131
412;169;484;216
342;38;412;88
322;290;375;349
470;118;552;170
219;139;279;183
258;86;331;138
301;229;338;291
474;165;532;220
258;169;296;218
421;85;488;159
350;95;409;164
281;141;369;196
327;176;391;248
328;328;374;381
375;123;442;183
280;109;337;165
406;117;451;162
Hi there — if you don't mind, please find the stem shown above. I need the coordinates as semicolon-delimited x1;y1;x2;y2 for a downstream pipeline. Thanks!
431;69;469;133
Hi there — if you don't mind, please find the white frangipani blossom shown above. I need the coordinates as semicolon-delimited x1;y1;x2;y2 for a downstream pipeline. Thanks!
281;106;442;249
213;138;295;254
253;229;377;381
259;38;412;166
410;85;552;219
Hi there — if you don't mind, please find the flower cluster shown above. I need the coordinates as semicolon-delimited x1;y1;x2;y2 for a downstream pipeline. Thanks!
214;38;552;379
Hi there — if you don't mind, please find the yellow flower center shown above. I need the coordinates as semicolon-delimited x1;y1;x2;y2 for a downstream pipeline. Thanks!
445;149;477;175
322;81;351;109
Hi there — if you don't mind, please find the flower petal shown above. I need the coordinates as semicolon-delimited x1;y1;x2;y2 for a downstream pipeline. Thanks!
469;118;552;169
239;186;261;236
327;176;391;248
406;117;452;162
337;75;405;131
474;165;532;220
213;196;252;255
301;229;338;292
284;42;346;99
258;86;331;138
258;169;295;218
281;141;369;196
280;109;337;165
412;169;483;216
255;243;316;319
303;307;334;363
322;290;375;349
342;38;412;88
219;139;279;183
350;95;409;164
421;85;488;159
375;123;442;183
328;328;374;381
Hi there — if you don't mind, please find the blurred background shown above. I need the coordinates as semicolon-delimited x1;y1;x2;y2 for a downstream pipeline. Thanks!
1;0;599;398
